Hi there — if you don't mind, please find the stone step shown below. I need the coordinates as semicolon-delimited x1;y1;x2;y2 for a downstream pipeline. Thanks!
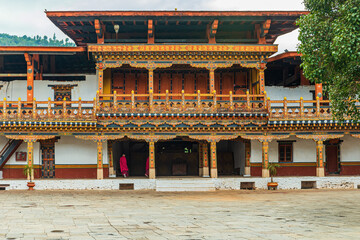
156;179;216;192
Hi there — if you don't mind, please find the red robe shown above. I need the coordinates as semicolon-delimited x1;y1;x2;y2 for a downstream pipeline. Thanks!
119;156;129;176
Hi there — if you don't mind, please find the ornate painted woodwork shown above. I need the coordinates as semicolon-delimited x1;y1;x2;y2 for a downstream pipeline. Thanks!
40;139;56;178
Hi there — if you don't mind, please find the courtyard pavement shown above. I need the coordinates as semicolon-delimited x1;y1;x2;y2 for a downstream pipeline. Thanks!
0;189;359;240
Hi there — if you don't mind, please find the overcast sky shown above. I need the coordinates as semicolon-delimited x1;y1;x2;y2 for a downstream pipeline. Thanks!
0;0;305;54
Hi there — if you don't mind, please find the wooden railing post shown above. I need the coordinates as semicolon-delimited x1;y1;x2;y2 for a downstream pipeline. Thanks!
212;90;217;112
62;97;67;118
267;97;271;117
165;90;169;111
78;97;82;118
283;97;287;118
300;97;304;118
246;91;250;110
3;98;7;120
181;90;185;111
316;96;320;117
47;97;52;118
197;90;201;111
131;90;135;112
17;98;21;119
96;90;100;111
93;97;97;119
113;90;118;111
32;98;36;119
263;91;267;109
229;91;234;111
149;90;153;113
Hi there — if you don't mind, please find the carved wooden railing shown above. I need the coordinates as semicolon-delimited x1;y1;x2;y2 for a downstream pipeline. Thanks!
97;90;267;114
269;97;332;120
0;98;96;121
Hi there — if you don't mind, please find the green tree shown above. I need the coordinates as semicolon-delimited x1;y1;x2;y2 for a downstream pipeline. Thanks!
297;0;360;120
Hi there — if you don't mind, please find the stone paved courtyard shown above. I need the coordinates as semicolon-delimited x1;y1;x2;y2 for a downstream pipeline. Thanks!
0;189;359;240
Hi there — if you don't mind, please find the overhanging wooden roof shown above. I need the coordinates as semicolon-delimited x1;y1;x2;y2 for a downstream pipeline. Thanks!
0;46;86;55
46;11;307;46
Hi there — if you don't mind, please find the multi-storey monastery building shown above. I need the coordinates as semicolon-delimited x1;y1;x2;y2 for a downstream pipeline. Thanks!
1;10;359;184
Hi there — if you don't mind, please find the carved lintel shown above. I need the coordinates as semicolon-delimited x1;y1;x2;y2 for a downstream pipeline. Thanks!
296;134;344;142
75;135;126;142
351;134;360;139
5;135;56;142
127;134;176;143
241;134;290;143
188;134;239;143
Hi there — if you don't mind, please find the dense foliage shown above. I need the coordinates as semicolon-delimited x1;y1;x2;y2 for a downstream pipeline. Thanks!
297;0;360;120
0;33;75;47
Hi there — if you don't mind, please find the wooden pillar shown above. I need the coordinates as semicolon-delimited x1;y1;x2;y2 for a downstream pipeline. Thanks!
198;142;203;177
24;53;34;102
316;140;325;177
148;69;154;93
210;141;218;178
258;68;265;94
98;67;104;94
261;141;270;178
97;141;104;180
209;69;215;93
315;83;323;100
244;141;251;176
202;143;209;177
108;140;116;177
148;141;156;179
25;140;35;181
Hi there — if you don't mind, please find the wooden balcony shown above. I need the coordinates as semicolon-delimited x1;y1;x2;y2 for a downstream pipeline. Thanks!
97;91;267;115
0;98;96;122
0;94;353;125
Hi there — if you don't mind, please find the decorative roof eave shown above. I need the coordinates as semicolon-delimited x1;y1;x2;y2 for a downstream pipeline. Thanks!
267;51;301;63
89;44;278;63
0;46;86;55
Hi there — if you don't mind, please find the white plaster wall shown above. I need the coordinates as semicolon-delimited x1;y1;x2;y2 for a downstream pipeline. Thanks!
341;135;360;162
55;136;98;165
250;140;278;163
250;136;316;163
0;136;41;165
0;74;97;101
265;85;315;101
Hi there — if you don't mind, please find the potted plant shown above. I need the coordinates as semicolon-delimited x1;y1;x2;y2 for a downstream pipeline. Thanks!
267;163;280;190
23;164;35;190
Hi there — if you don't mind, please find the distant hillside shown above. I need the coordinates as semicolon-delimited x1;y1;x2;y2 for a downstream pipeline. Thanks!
0;33;76;47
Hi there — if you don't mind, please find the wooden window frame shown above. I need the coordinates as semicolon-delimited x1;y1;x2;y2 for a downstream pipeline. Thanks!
278;141;294;163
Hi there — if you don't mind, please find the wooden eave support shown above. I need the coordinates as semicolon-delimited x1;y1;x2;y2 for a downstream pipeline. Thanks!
24;53;34;102
258;19;271;44
207;19;218;44
94;19;104;44
148;19;154;44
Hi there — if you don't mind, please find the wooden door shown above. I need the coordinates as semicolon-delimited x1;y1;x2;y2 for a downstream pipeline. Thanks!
112;72;125;94
40;140;56;178
326;143;340;174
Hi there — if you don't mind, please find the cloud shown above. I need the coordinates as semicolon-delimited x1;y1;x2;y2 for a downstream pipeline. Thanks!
0;0;304;53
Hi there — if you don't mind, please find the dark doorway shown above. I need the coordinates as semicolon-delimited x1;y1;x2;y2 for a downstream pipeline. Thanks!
156;140;199;176
112;139;148;177
40;139;57;178
326;139;341;174
217;139;245;176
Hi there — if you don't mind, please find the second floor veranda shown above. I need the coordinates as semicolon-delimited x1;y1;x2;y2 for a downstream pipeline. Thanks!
0;91;347;124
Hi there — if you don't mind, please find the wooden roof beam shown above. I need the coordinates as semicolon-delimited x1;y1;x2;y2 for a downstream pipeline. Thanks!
94;19;104;44
148;19;154;44
257;19;271;44
207;19;218;44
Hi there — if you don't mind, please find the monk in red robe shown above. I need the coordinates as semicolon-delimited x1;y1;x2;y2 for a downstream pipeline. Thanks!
119;154;129;177
145;157;149;177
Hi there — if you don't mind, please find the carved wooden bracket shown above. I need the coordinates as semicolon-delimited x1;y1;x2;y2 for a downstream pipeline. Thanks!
241;134;290;143
5;135;56;142
75;135;126;142
296;134;344;141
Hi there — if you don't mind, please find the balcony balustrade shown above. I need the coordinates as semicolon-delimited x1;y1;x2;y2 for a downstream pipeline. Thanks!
97;90;266;114
0;98;96;121
0;94;353;123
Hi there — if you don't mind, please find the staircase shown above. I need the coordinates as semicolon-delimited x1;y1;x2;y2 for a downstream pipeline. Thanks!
0;140;23;169
156;178;216;192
